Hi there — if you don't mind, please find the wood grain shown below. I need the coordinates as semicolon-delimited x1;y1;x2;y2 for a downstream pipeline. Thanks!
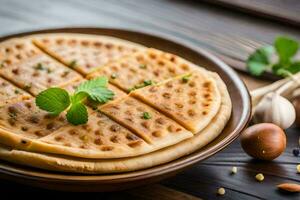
0;0;299;199
204;0;300;27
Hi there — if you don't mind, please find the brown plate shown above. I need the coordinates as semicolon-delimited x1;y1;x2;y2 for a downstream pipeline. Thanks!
0;27;251;192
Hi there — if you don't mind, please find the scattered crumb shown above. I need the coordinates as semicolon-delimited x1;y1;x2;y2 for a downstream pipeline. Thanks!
255;173;264;182
217;187;225;195
231;166;237;174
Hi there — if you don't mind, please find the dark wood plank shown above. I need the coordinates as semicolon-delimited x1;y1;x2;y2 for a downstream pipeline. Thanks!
204;0;300;27
162;127;300;200
126;184;202;200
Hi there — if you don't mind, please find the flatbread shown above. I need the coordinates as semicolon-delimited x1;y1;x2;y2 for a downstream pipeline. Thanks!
0;72;231;173
0;95;192;159
0;77;31;106
0;97;190;158
131;70;221;133
0;34;232;173
87;48;195;92
0;99;68;141
32;33;146;75
0;38;82;95
100;96;193;145
34;109;154;158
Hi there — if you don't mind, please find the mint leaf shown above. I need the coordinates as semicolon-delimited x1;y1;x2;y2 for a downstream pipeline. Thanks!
286;61;300;74
275;36;299;64
36;88;70;115
247;46;274;76
66;102;88;125
274;68;291;77
87;87;114;103
35;77;115;125
76;77;114;103
76;77;108;92
71;91;88;104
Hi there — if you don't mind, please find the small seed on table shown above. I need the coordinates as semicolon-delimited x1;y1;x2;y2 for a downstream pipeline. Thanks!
255;173;264;182
297;164;300;173
217;187;225;195
231;166;237;174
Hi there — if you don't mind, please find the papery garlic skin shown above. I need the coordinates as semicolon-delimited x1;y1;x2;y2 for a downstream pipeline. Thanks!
253;92;296;129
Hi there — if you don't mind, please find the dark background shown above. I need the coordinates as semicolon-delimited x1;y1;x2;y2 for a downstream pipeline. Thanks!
0;0;300;199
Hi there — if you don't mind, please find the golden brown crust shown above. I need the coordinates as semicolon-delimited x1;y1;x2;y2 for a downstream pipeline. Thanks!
31;33;146;75
100;96;193;146
87;49;194;92
0;77;32;106
131;70;221;133
0;72;231;173
0;34;231;171
0;38;82;95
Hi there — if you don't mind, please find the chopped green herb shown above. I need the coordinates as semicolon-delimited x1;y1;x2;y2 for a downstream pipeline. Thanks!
34;63;44;70
128;87;135;92
47;68;53;73
23;83;32;91
111;73;118;79
14;89;20;94
247;36;300;77
182;74;191;83
142;112;152;119
128;80;154;92
143;80;153;86
61;70;70;77
8;111;17;119
36;77;114;125
69;60;77;68
139;64;147;69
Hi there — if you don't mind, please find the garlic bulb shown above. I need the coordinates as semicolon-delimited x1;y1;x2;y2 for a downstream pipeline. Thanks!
253;92;296;129
292;87;300;99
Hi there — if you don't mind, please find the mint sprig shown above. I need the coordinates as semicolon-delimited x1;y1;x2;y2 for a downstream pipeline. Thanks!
247;36;300;77
36;77;114;125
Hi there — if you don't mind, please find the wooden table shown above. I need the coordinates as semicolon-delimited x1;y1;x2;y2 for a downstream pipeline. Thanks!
0;0;299;199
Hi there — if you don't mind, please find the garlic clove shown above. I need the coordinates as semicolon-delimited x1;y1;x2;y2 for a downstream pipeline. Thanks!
292;87;300;100
253;92;295;129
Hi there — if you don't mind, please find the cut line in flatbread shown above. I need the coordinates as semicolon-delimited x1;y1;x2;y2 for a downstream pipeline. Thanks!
0;77;32;106
0;38;82;95
87;48;195;92
100;96;193;146
0;99;68;141
0;101;193;159
131;70;221;133
31;33;146;75
0;72;231;173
